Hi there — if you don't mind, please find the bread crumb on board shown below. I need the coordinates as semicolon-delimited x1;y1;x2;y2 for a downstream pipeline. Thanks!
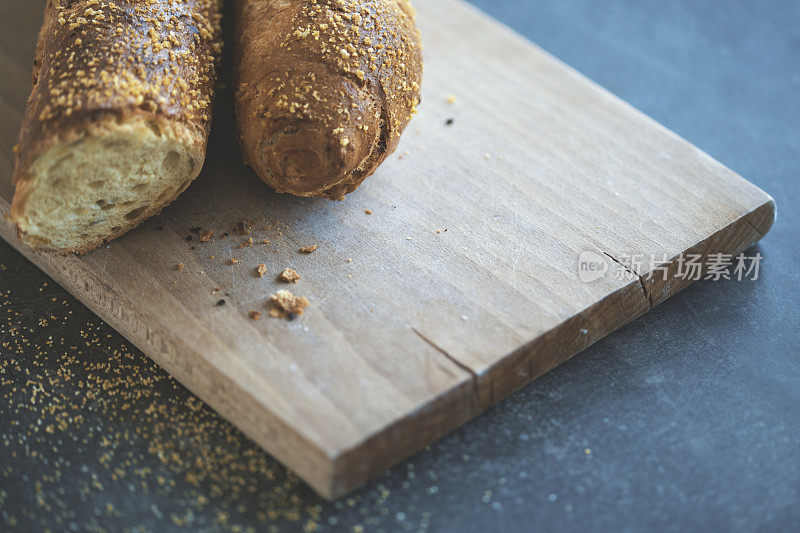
364;209;373;215
249;310;262;320
446;94;458;104
199;230;214;242
269;290;309;320
236;219;253;236
256;264;268;277
229;258;239;265
176;262;185;271
279;268;300;283
299;245;318;254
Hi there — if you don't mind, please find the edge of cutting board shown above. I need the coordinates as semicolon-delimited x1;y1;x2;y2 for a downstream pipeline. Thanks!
0;197;775;498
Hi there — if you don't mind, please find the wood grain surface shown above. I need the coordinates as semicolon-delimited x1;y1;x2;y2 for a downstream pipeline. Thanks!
0;0;775;498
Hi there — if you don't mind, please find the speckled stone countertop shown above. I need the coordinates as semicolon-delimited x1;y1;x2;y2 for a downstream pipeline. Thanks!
1;0;799;531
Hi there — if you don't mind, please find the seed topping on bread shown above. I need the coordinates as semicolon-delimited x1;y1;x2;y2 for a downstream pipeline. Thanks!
30;1;222;134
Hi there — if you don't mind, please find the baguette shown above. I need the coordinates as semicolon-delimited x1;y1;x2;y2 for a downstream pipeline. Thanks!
10;0;223;253
234;0;423;200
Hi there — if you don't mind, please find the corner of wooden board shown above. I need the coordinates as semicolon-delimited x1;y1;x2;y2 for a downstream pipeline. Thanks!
752;197;777;239
317;376;479;500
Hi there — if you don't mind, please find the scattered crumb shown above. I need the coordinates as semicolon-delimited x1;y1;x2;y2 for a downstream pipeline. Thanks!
484;153;491;160
249;310;262;321
364;209;372;215
348;274;352;279
269;290;310;320
229;258;239;265
346;258;353;264
240;237;254;248
260;239;270;244
236;220;253;236
279;268;300;284
445;118;455;126
256;264;268;278
176;263;185;271
406;237;412;240
199;230;213;242
216;299;226;306
299;245;318;254
446;94;457;104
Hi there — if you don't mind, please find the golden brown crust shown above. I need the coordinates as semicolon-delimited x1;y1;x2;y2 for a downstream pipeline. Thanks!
11;0;223;253
234;0;422;200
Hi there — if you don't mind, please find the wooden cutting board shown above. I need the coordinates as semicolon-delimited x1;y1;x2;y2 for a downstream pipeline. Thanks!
0;0;775;498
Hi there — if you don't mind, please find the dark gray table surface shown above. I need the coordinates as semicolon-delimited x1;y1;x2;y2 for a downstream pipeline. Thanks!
1;0;798;531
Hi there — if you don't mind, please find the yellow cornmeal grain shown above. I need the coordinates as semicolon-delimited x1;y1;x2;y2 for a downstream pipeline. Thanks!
0;281;331;530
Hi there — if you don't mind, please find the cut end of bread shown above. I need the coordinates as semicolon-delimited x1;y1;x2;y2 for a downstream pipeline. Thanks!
245;81;384;200
11;116;203;253
256;125;357;199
